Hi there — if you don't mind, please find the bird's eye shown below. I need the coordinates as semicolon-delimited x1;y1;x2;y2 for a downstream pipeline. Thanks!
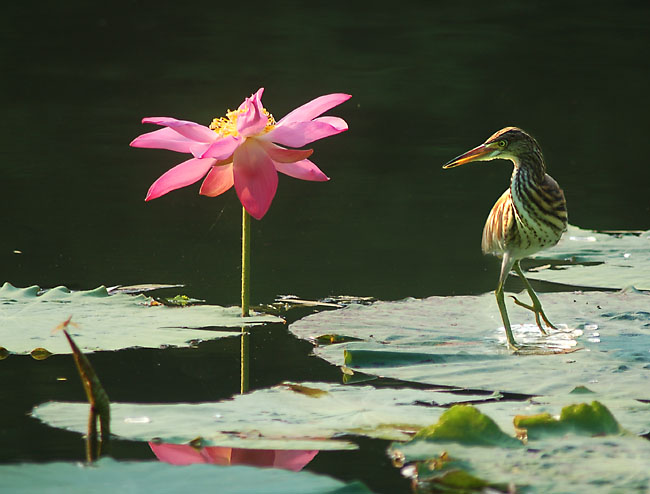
497;139;507;148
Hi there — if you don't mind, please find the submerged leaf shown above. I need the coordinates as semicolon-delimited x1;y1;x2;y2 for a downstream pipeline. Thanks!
414;405;521;448
285;384;329;398
569;385;595;394
429;469;487;488
414;467;513;493
344;349;456;367
314;334;362;345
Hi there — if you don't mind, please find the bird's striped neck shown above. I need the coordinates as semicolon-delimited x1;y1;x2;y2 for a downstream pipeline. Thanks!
510;149;546;185
508;149;566;257
510;151;549;221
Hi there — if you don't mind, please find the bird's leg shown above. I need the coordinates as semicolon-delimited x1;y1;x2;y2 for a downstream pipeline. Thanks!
496;255;519;351
496;283;519;351
511;261;556;334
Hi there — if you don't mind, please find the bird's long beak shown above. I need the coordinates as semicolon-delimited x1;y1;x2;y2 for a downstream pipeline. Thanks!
442;143;493;169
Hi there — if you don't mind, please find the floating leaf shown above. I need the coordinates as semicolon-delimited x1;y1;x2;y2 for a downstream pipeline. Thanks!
32;382;498;447
0;282;282;355
406;465;513;494
414;405;521;448
514;401;623;440
528;225;650;290
391;431;650;494
289;290;650;399
0;458;376;494
392;400;647;493
29;347;53;360
469;391;650;440
550;400;623;435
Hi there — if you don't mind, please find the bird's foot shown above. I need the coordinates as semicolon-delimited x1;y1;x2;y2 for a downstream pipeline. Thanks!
507;340;520;352
510;295;557;335
504;338;544;355
501;325;520;352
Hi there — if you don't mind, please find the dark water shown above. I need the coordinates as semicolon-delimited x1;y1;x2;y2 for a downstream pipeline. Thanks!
2;1;650;492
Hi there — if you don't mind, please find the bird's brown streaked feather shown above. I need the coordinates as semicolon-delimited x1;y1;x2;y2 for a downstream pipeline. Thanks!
481;189;516;256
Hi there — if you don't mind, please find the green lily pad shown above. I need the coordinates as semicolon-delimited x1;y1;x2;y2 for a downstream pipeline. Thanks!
514;401;624;439
32;382;500;448
410;466;512;494
392;401;647;493
289;290;650;398
473;392;650;439
391;430;650;494
528;224;650;290
414;405;521;448
569;385;596;394
0;458;375;494
0;282;282;355
400;453;515;494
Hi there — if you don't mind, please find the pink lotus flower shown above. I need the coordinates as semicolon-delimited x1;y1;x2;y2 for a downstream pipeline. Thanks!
130;88;350;219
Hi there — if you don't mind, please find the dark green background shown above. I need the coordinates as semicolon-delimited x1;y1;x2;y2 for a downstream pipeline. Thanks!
3;1;649;305
1;1;649;491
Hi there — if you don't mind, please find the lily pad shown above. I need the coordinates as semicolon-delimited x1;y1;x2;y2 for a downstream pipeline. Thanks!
32;382;499;448
406;464;513;494
392;426;650;494
0;282;282;354
528;224;650;290
390;397;649;493
513;400;624;439
0;458;375;494
289;290;650;398
391;399;649;493
473;392;650;438
414;405;521;448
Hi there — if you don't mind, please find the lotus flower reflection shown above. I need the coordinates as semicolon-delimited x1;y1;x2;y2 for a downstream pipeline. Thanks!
130;88;350;219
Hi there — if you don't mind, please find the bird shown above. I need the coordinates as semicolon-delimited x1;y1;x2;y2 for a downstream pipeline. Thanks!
442;127;568;350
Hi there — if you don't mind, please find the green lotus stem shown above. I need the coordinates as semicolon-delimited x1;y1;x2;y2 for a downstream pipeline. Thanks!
241;207;251;393
241;206;251;317
241;328;249;394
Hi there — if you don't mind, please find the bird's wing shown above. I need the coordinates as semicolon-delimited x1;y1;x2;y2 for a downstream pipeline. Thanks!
482;188;515;256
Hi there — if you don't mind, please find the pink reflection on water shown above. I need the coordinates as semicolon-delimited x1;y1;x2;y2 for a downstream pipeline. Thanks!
149;442;318;472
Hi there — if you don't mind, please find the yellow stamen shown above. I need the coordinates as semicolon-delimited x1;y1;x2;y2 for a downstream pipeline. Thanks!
209;106;276;137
